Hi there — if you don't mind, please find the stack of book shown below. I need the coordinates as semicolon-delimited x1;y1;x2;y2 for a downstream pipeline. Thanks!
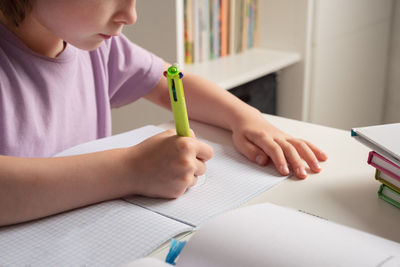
352;123;400;209
184;0;259;64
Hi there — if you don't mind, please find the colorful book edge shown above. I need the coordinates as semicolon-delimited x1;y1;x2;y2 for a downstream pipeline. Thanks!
368;151;400;181
378;184;400;209
375;169;400;193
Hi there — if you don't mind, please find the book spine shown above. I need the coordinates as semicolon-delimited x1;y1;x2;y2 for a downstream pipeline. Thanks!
229;0;236;55
241;0;249;52
253;0;259;47
375;169;400;192
193;0;200;63
220;0;229;57
236;0;243;53
368;151;400;181
378;184;400;209
184;0;194;64
210;0;220;59
200;0;210;62
248;0;255;49
184;0;259;62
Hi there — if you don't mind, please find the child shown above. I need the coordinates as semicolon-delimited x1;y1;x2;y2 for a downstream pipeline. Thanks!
0;0;327;226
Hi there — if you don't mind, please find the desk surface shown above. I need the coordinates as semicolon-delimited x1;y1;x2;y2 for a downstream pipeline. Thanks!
151;114;400;259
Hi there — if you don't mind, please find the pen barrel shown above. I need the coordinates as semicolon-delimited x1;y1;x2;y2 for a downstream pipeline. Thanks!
167;75;191;137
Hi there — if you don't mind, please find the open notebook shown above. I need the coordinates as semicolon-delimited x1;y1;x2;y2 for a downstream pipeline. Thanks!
0;125;286;266
128;203;400;267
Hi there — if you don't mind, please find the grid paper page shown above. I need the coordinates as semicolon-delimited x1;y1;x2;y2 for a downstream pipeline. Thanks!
0;200;192;266
56;125;165;157
126;139;286;226
57;124;286;228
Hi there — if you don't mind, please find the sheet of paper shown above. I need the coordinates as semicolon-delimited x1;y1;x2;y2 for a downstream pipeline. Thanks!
126;137;286;226
56;125;165;156
0;200;192;266
176;203;400;267
58;124;286;227
125;258;171;267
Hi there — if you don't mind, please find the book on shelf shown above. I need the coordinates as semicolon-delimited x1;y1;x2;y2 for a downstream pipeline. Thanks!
210;0;220;59
192;0;200;63
199;0;210;62
184;0;259;63
247;0;257;49
184;0;194;64
228;0;237;55
127;203;400;267
351;123;400;166
240;0;249;52
0;125;286;266
378;184;400;209
219;0;229;57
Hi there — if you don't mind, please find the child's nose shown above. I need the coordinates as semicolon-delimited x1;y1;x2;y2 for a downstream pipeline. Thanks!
115;0;137;26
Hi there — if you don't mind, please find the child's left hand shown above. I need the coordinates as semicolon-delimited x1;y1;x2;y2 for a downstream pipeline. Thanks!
230;110;328;179
147;68;327;179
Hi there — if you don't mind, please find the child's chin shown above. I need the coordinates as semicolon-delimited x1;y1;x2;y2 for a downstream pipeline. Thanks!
72;41;105;51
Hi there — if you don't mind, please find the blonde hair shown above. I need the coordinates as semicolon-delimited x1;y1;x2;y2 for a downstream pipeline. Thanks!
0;0;32;26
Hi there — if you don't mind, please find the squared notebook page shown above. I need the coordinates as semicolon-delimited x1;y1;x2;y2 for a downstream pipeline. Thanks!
0;200;192;266
126;139;286;227
55;125;164;157
352;123;400;165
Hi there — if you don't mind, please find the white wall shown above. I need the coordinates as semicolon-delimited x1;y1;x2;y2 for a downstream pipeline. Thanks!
308;0;393;129
111;0;398;134
111;99;173;135
383;1;400;123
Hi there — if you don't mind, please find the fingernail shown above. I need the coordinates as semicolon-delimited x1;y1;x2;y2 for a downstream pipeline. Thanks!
279;165;290;175
296;167;307;178
256;155;265;165
312;161;321;170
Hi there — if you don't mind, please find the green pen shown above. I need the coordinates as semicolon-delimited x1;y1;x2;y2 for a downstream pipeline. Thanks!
164;64;191;137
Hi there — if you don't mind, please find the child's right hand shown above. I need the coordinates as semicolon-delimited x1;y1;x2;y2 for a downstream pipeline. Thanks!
123;129;213;199
0;129;212;226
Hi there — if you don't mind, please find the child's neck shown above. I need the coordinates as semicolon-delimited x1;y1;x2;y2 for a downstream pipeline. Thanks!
0;12;65;58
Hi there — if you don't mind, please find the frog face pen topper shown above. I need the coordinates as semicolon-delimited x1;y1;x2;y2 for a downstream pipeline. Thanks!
163;65;191;137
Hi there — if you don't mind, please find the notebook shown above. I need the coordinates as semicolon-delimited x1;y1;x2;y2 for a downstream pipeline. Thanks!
0;125;286;266
369;151;400;181
378;184;400;209
351;123;400;166
127;203;400;267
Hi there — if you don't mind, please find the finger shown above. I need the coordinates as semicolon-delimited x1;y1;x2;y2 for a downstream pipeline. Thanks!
246;133;289;176
194;158;207;177
174;136;212;161
193;140;213;162
287;139;322;173
187;175;198;188
190;129;196;138
275;139;308;179
160;129;177;137
303;140;328;161
233;135;269;166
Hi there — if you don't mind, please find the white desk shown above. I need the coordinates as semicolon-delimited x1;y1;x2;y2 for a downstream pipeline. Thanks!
151;114;400;259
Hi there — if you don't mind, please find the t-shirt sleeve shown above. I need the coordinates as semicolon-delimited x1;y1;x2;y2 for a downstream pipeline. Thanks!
103;34;165;108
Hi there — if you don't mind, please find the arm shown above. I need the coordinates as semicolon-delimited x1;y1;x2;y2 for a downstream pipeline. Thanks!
0;130;213;226
145;62;328;179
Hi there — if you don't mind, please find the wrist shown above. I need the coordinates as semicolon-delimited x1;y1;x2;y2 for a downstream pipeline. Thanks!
225;103;263;131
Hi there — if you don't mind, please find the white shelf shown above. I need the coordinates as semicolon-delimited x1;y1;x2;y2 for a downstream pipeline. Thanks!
182;48;301;90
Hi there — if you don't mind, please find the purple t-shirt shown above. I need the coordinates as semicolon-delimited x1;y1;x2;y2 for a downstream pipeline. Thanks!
0;23;165;157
